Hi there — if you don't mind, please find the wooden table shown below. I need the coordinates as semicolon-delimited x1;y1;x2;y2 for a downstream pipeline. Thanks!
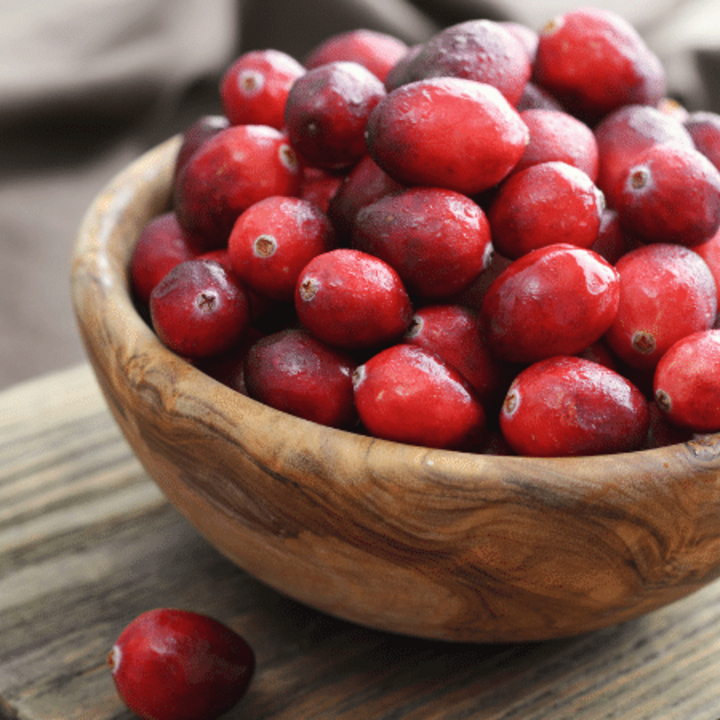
2;362;720;720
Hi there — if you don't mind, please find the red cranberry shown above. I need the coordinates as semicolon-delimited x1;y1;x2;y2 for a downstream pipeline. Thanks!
590;208;636;265
366;77;529;196
604;243;718;371
383;44;423;92
109;608;255;720
500;356;649;457
499;21;539;63
284;61;386;171
150;259;251;359
352;187;492;299
488;161;605;259
304;29;409;83
228;196;336;302
244;328;358;429
615;143;720;247
480;244;620;364
220;49;305;129
353;343;486;450
174;115;230;182
515;81;563;112
403;19;531;107
295;248;412;350
684;111;720;172
130;212;200;305
693;228;720;308
298;167;344;213
533;8;665;123
654;329;720;433
174;125;302;250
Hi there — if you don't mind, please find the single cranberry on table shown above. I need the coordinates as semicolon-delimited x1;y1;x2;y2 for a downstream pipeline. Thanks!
653;329;720;433
401;19;531;107
366;77;529;196
487;161;605;259
174;124;303;250
295;248;413;350
228;196;336;302
109;608;255;720
353;343;486;451
614;143;720;248
284;60;386;171
244;327;358;429
150;259;251;359
220;48;305;129
304;28;409;83
500;356;650;457
352;187;492;300
604;243;718;372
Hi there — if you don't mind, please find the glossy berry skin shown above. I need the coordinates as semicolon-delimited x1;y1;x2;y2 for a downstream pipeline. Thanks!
693;228;720;309
653;329;720;433
108;608;255;720
228;196;336;302
284;61;386;171
403;304;509;414
590;208;635;266
402;19;531;107
488;161;605;259
513;109;599;181
304;29;409;83
604;243;718;371
174;115;230;183
684;111;720;173
353;343;486;450
150;259;251;359
130;212;200;305
244;328;358;429
220;49;305;129
352;187;492;299
593;104;694;210
298;167;344;213
295;248;412;350
533;7;665;124
367;77;529;196
174;125;302;250
500;356;650;457
480;244;620;364
614;143;720;247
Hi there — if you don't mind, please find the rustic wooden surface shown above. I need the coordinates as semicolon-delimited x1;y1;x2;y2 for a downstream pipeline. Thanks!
2;362;720;720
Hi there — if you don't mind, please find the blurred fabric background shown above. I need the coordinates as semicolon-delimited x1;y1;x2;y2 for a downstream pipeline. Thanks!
2;0;720;390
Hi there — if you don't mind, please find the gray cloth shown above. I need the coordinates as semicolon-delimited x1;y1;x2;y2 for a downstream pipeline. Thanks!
2;0;720;388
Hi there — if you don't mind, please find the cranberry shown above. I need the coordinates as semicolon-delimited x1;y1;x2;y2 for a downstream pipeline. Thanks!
654;329;720;432
404;20;531;106
220;49;305;129
284;61;386;171
383;44;423;92
590;208;636;266
480;244;620;364
403;304;509;414
298;167;344;213
304;28;409;83
604;243;718;371
513;109;599;181
352;187;492;299
642;402;694;449
174;125;302;250
500;356;650;457
108;608;255;720
174;115;229;182
295;248;412;350
533;7;665;123
488;161;605;259
353;343;486;450
684;111;720;172
366;77;529;196
693;228;720;309
244;328;357;429
150;259;251;359
615;143;720;247
500;21;539;63
228;196;336;302
515;81;563;112
130;212;200;305
593;103;694;210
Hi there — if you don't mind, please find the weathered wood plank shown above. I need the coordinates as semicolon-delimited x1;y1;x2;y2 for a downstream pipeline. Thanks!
2;363;720;719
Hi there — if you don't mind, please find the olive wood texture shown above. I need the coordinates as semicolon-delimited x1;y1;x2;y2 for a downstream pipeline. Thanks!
70;135;720;643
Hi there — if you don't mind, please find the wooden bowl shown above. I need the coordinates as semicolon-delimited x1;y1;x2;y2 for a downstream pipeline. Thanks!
70;136;720;643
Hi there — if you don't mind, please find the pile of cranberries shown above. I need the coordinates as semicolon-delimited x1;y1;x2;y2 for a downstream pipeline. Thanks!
131;7;720;461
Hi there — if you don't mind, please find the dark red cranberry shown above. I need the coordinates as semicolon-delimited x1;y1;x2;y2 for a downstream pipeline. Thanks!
174;115;230;182
684;111;720;173
298;167;344;213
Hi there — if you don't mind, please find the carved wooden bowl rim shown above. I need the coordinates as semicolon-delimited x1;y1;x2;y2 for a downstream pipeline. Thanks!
70;134;720;643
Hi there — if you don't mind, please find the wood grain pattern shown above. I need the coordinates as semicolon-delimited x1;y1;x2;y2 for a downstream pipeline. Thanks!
69;135;720;643
3;364;720;719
